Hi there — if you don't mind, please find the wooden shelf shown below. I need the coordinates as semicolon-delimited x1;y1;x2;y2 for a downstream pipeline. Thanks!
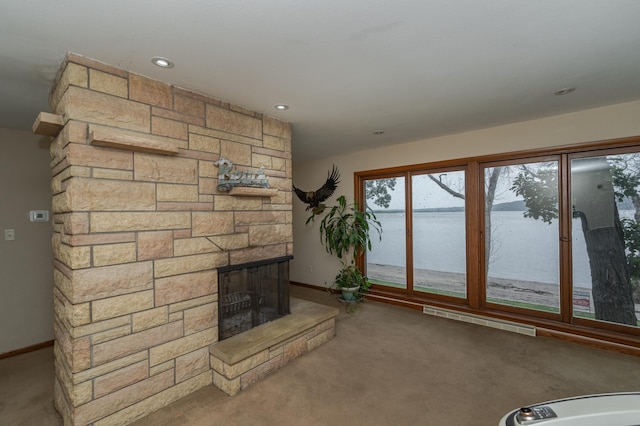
32;112;64;137
89;125;180;155
228;187;278;197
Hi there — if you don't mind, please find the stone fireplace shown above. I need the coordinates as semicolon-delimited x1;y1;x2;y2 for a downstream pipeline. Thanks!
37;53;337;425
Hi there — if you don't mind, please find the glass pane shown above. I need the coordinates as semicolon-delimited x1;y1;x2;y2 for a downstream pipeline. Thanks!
365;177;407;289
484;162;560;313
412;172;466;298
571;155;640;327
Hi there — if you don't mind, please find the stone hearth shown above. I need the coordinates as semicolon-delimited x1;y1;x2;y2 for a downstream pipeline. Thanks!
211;298;338;396
36;53;337;426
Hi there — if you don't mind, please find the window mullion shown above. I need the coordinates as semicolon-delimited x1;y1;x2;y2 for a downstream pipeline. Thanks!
406;171;414;294
559;154;573;323
466;161;481;309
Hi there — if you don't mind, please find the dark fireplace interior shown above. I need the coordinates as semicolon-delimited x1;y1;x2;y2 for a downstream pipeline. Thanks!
218;256;292;340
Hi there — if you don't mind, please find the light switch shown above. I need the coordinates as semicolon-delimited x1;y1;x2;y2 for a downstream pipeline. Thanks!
4;229;15;241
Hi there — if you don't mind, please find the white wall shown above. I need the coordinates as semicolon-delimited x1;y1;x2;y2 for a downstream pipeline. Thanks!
0;128;54;354
291;100;640;288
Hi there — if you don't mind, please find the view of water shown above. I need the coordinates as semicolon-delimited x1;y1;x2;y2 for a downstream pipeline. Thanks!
368;211;598;287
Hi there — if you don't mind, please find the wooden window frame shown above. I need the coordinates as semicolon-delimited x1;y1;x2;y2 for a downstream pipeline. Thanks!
479;155;563;322
355;135;640;353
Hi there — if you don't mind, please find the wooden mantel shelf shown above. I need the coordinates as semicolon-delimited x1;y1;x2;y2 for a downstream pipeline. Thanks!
228;187;278;197
89;125;180;155
32;112;64;137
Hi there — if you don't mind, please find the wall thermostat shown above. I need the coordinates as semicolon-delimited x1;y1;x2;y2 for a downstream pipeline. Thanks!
29;210;49;222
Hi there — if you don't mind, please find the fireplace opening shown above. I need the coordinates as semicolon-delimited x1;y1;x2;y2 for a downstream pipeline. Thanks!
218;256;292;340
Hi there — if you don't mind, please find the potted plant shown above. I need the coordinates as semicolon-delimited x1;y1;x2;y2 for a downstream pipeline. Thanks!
333;263;370;302
310;195;382;303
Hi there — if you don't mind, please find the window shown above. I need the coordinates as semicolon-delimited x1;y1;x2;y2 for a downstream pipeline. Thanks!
365;177;407;289
356;136;640;348
483;160;561;315
570;152;640;328
412;171;466;298
363;170;467;298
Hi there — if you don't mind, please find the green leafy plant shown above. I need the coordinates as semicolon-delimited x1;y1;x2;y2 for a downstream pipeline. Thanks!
311;195;382;296
334;264;371;295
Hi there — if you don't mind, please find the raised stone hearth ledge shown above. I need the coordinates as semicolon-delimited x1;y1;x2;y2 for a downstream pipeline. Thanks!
210;298;339;396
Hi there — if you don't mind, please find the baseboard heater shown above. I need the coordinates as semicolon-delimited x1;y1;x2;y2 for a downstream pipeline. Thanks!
422;305;536;337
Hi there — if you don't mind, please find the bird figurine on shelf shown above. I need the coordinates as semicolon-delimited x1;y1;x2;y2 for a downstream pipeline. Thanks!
293;165;340;215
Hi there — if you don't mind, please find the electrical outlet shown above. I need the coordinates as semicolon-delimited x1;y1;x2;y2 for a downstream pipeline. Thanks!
4;229;15;241
309;265;313;273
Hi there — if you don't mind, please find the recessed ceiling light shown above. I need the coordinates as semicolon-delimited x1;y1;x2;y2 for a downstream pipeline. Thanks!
275;104;289;111
151;57;175;68
554;87;575;96
373;130;385;135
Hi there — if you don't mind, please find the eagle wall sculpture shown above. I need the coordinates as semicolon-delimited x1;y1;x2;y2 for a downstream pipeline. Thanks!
293;165;340;215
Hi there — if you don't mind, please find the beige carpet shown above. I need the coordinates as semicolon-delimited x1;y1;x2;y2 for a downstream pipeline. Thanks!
2;285;639;426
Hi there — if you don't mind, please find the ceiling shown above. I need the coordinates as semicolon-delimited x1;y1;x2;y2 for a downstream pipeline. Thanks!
2;1;640;162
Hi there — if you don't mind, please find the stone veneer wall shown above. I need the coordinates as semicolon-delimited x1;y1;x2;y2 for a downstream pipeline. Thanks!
48;53;292;425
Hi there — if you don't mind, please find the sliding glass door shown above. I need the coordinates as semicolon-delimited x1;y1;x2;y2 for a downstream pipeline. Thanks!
357;137;640;343
365;176;407;289
571;152;640;328
412;171;466;298
482;160;561;315
364;170;467;297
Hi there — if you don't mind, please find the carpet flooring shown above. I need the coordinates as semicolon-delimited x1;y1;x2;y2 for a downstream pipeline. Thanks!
2;285;639;426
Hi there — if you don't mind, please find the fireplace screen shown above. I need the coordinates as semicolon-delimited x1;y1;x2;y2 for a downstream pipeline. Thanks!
218;256;292;340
